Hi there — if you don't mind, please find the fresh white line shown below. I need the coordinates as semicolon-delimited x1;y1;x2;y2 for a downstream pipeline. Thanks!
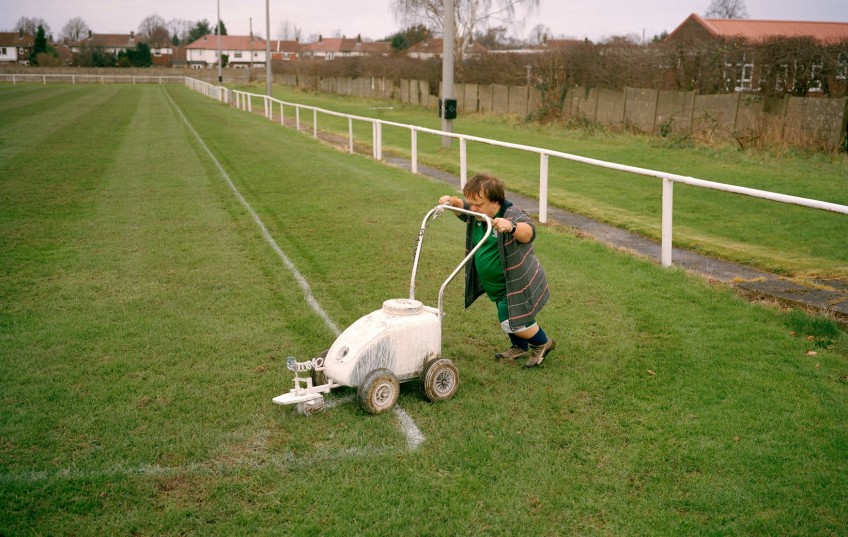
166;90;339;336
0;446;399;483
393;406;426;450
165;88;425;449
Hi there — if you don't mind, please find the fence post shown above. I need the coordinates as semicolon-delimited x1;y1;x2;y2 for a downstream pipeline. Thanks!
376;122;382;160
296;107;300;131
348;118;354;154
411;128;418;174
460;137;467;189
539;153;549;224
661;178;673;267
313;109;318;138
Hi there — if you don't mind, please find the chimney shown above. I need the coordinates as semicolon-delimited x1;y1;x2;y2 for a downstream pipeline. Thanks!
88;30;92;39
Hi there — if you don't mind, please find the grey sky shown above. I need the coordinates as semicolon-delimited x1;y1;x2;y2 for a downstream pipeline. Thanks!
1;0;844;43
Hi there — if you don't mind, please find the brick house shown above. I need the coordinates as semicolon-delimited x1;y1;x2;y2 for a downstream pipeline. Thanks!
406;38;488;60
667;13;848;92
301;36;391;60
270;40;302;61
0;31;34;65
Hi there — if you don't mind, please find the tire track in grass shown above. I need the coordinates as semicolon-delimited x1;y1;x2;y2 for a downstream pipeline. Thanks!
163;86;425;451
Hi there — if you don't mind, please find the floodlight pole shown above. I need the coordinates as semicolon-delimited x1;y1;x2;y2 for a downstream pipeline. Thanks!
440;0;455;148
217;0;222;85
265;0;272;96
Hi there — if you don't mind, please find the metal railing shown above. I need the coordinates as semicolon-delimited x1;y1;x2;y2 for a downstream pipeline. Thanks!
0;73;186;85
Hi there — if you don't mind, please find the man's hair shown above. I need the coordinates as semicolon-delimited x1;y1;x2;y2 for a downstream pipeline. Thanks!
463;174;505;204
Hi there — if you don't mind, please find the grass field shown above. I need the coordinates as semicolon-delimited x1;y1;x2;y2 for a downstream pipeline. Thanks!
1;82;847;536
243;82;848;281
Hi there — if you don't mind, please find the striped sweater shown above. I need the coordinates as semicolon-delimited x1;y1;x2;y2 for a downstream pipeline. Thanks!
461;200;550;330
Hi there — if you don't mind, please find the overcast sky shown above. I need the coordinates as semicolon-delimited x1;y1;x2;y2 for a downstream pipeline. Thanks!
1;0;844;43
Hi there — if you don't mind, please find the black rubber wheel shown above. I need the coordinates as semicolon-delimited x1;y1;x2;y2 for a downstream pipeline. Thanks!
310;349;329;386
420;358;459;402
357;368;400;414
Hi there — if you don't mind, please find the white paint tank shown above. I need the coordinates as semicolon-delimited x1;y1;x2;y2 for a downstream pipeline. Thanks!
323;298;441;387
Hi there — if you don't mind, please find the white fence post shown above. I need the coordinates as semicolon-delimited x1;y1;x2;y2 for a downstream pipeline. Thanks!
313;109;318;138
377;122;382;160
539;153;549;224
296;107;300;131
348;118;354;154
460;138;467;189
280;103;284;125
411;128;418;174
662;178;674;267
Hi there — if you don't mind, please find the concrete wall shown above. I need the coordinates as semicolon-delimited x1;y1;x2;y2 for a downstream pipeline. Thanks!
596;88;625;126
625;87;658;132
691;94;739;140
784;96;848;150
509;86;529;116
656;90;696;132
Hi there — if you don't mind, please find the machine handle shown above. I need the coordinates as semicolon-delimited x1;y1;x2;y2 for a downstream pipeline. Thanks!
409;204;493;318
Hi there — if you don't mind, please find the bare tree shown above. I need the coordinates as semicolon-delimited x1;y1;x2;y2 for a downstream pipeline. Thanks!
138;14;170;47
529;23;550;45
167;19;194;45
59;17;89;43
392;0;540;58
704;0;748;19
14;16;51;37
278;20;303;41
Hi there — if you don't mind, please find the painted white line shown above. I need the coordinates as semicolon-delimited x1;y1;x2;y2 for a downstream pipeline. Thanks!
164;88;425;449
0;446;400;483
393;406;426;450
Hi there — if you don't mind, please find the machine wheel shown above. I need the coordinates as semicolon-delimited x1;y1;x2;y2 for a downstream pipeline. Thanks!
357;368;399;414
310;349;329;387
421;358;459;402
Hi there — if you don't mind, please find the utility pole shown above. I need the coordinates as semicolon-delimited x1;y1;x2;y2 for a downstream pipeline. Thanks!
217;0;222;85
265;0;272;96
440;0;455;148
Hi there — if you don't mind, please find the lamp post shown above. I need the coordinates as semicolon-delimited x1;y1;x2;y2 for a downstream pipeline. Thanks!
265;0;272;96
441;0;455;148
217;0;222;85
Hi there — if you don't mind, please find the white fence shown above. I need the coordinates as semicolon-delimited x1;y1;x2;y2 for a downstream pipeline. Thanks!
6;74;843;269
182;78;848;269
0;73;186;85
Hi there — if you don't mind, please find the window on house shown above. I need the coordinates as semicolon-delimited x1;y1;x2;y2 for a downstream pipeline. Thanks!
283;53;290;60
740;64;753;90
838;53;848;80
234;51;242;58
809;61;823;91
0;47;6;55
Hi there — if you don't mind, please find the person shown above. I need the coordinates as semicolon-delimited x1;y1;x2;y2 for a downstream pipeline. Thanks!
439;174;555;368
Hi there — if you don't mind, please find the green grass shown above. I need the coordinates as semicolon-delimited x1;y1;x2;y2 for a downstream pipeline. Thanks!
1;83;847;536
240;82;848;280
